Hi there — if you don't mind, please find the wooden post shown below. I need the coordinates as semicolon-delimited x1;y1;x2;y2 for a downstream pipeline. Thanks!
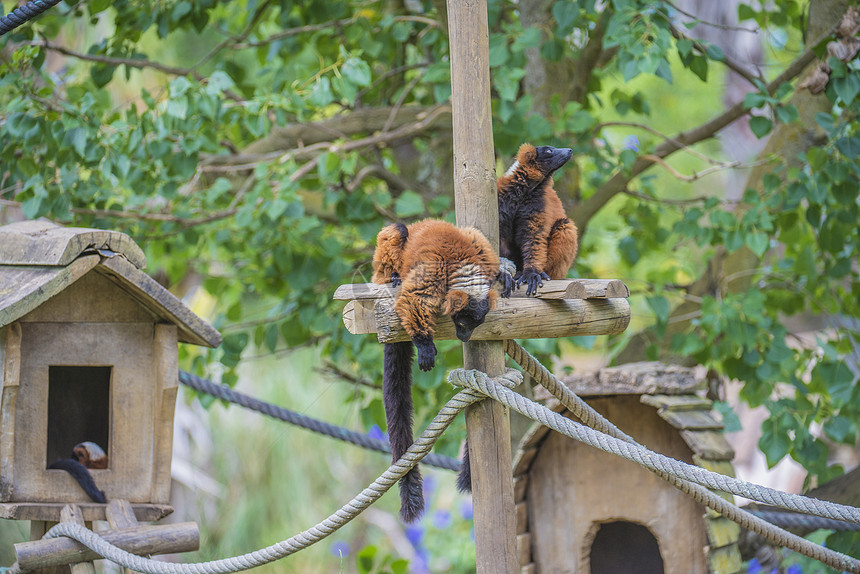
447;0;518;571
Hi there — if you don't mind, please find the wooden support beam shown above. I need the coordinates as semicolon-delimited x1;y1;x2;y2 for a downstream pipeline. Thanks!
333;278;629;301
60;505;95;574
14;521;199;571
447;0;518;570
342;297;631;342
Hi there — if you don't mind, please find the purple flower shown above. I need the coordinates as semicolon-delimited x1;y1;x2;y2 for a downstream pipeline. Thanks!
432;509;452;529
459;499;473;520
785;566;802;574
367;424;385;440
623;135;639;152
330;540;350;558
405;524;424;547
747;558;762;574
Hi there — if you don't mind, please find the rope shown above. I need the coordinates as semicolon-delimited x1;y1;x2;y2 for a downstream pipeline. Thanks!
12;370;523;574
750;510;860;532
0;0;61;36
449;365;860;573
178;370;461;472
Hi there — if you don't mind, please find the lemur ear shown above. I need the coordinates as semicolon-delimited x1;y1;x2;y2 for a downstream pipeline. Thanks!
487;290;499;310
442;290;470;315
517;143;536;163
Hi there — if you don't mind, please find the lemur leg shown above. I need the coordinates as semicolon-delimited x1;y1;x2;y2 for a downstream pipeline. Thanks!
513;215;550;296
543;217;579;280
372;223;409;285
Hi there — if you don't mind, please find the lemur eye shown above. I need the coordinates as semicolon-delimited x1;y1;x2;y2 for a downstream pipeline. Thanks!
546;149;552;154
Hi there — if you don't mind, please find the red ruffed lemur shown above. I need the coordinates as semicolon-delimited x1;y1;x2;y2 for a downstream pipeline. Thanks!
497;143;579;295
49;441;108;503
372;219;512;522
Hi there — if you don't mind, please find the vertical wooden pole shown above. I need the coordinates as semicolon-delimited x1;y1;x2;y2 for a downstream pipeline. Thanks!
447;1;518;572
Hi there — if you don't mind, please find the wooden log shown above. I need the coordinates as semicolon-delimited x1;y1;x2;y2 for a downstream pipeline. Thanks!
332;278;630;301
0;502;174;523
60;505;95;574
14;522;199;571
106;500;143;574
447;0;518;569
358;298;630;343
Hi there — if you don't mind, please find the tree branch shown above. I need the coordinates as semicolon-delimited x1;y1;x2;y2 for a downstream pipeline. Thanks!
573;42;818;231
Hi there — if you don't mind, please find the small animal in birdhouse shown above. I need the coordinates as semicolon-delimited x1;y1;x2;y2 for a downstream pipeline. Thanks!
49;441;108;503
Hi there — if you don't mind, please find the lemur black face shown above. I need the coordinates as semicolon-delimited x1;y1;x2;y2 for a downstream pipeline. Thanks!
534;146;573;175
451;297;492;342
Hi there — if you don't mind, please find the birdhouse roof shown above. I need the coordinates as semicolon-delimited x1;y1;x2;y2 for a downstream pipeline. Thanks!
0;220;221;348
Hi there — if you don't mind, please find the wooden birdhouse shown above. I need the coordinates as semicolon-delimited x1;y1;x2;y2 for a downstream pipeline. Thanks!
0;220;221;523
513;363;743;574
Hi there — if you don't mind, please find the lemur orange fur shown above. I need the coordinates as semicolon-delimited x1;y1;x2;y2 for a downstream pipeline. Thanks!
497;143;579;295
372;219;508;522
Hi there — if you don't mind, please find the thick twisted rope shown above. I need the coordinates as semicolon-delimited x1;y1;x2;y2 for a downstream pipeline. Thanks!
449;366;860;573
0;0;61;36
178;371;460;472
750;509;860;532
13;370;522;574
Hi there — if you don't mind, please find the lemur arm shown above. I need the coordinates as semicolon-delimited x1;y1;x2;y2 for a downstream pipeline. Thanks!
372;223;409;285
513;214;551;296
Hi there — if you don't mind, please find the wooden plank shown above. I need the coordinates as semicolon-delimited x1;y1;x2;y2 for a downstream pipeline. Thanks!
640;394;713;411
0;502;173;522
657;409;723;430
106;500;142;574
152;325;178;504
515;502;528;534
96;256;221;348
14;522;199;570
0;220;146;268
367;297;630;343
60;505;96;574
0;255;100;329
0;322;21;501
516;533;531;567
521;565;535;574
333;278;630;301
680;430;735;460
513;475;528;503
512;446;538;477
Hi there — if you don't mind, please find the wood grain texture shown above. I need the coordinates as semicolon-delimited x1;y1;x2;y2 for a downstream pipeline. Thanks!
447;0;516;566
0;255;100;329
0;323;21;501
0;502;172;522
14;521;199;570
364;297;630;342
0;220;146;268
97;257;221;348
60;504;96;574
333;278;630;301
152;325;178;504
106;500;143;574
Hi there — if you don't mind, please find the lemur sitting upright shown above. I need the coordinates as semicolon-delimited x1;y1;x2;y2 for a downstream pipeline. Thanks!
372;219;512;522
498;143;579;295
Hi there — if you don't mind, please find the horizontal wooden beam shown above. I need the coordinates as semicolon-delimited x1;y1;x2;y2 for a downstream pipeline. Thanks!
15;521;199;570
343;297;630;343
334;278;629;301
0;502;172;522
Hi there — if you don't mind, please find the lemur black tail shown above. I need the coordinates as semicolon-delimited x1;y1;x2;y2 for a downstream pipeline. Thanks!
383;340;424;523
456;440;472;493
49;458;106;503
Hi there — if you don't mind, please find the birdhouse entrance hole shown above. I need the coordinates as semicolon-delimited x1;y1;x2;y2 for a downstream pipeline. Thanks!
589;521;664;574
46;366;111;467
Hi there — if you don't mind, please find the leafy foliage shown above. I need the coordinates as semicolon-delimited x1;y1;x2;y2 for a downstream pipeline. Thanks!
2;0;860;563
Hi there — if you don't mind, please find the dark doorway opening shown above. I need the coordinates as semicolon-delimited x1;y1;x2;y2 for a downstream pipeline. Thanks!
590;521;664;574
46;366;111;467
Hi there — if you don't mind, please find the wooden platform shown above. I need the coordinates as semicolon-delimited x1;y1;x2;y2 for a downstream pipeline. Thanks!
335;278;631;343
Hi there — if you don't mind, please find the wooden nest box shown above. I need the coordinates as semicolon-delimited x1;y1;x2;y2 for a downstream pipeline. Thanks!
513;363;743;574
0;220;221;523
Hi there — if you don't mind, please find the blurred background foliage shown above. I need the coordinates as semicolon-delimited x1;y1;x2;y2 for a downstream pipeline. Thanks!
1;0;860;571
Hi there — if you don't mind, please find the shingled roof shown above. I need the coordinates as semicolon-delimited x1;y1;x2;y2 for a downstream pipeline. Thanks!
0;220;221;348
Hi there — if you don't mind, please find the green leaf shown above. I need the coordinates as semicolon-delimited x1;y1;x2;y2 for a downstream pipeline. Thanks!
688;55;708;81
676;38;693;58
832;72;860;104
775;104;798;124
488;33;510;68
552;1;580;34
824;416;857;444
759;421;791;468
705;43;725;62
744;231;769;256
341;58;372;87
394;190;425;217
835;137;860;159
308;77;334;107
748;116;772;138
743;92;767;109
